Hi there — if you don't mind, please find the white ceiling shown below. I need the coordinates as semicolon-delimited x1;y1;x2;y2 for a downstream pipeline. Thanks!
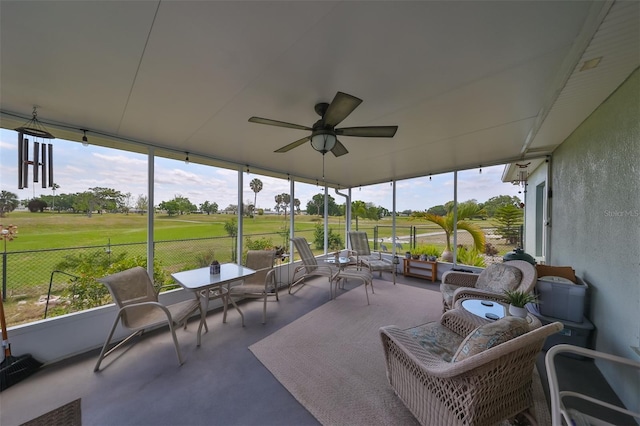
1;1;638;188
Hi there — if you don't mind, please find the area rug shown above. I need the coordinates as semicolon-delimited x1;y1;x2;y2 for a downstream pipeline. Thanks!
249;281;550;426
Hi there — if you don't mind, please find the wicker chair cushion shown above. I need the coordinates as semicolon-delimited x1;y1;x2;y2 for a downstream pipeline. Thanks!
476;263;523;292
407;322;465;362
451;316;529;362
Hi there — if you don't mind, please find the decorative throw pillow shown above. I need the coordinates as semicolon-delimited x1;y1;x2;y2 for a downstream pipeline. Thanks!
451;316;529;362
476;263;523;292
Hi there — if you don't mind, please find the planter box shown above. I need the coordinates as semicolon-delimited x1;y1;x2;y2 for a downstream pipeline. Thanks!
403;259;438;282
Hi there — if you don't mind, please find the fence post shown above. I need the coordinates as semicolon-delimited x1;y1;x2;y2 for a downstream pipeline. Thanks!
373;226;378;250
2;251;6;301
412;226;416;250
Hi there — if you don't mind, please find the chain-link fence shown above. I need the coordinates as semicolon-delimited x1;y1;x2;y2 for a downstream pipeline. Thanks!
1;225;522;326
354;224;522;262
1;230;314;327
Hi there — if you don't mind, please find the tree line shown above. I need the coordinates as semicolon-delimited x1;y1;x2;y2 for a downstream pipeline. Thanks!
1;185;521;229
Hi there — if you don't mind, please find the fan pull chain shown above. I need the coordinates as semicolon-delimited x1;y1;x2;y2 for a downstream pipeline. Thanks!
322;154;326;181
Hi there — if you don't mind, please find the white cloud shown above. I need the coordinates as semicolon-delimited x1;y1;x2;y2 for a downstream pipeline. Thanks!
0;128;520;210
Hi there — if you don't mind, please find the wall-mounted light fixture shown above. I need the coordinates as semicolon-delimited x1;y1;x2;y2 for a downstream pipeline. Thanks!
81;129;88;146
185;152;189;165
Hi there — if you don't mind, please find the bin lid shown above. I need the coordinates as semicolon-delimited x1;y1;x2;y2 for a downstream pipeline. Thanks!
503;248;536;265
539;275;574;284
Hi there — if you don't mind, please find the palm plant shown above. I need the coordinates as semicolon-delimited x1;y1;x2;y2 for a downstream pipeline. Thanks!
423;202;486;262
503;289;538;308
249;178;263;217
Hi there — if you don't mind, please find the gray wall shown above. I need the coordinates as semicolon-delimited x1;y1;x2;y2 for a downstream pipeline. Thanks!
549;67;640;413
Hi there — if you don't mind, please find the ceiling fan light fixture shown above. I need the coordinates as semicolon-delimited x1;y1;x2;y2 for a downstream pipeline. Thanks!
310;131;336;154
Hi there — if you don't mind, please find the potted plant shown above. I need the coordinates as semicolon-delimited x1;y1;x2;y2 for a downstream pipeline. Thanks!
503;289;538;318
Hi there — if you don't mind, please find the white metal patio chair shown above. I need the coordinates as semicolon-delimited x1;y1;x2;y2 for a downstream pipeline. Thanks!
546;344;640;426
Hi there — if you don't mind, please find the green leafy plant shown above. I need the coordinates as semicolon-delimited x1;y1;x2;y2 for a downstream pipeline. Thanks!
411;244;440;258
55;251;168;312
494;204;523;245
416;201;486;261
245;236;274;251
456;247;486;267
195;249;216;267
313;224;343;251
503;289;538;308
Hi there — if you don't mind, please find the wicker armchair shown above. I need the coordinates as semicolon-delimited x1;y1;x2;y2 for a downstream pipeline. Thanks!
380;311;563;426
440;260;537;312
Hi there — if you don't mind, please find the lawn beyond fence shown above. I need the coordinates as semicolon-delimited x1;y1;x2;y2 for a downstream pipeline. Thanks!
1;212;518;326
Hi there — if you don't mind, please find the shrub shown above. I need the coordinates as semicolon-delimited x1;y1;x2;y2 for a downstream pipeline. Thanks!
412;244;440;257
245;236;274;251
484;243;499;256
54;251;167;312
195;249;216;267
313;224;343;251
456;247;486;267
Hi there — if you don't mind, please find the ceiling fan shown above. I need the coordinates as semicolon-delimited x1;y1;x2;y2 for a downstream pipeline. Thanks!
248;91;398;157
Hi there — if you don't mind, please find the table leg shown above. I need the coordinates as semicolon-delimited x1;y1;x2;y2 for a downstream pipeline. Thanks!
225;282;245;326
196;290;210;347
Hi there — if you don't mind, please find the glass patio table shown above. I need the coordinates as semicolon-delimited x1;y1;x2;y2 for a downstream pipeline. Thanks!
172;263;255;346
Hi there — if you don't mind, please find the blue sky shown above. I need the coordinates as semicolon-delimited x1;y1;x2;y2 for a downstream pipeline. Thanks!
0;128;521;212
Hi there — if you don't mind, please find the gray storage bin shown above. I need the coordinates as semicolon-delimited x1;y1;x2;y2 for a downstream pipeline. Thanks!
535;276;588;322
532;312;594;359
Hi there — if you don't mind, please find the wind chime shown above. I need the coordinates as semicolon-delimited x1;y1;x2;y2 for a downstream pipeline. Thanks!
512;162;531;193
15;107;55;189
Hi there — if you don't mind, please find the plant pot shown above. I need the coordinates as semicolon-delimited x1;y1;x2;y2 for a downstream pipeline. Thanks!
419;254;427;261
441;250;453;263
509;304;528;318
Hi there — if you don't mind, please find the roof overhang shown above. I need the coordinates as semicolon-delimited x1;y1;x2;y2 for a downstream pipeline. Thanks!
1;1;638;188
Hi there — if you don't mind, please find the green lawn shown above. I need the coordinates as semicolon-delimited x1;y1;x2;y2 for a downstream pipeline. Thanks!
1;211;515;325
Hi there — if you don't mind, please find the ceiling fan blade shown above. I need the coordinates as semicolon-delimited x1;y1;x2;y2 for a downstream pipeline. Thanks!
274;136;310;153
323;92;363;127
335;126;398;137
331;140;349;157
249;117;311;131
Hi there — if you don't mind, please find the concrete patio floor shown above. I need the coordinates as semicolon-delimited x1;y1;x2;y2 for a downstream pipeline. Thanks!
0;274;631;425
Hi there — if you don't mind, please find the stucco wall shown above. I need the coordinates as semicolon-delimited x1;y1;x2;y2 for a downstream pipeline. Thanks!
549;68;640;413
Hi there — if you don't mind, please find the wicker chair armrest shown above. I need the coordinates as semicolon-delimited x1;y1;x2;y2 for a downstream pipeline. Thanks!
380;325;453;369
451;287;506;306
440;310;478;337
441;270;480;287
440;321;564;376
